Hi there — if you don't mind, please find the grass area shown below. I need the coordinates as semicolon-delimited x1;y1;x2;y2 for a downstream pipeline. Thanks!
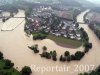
32;32;82;48
47;34;82;48
0;60;21;75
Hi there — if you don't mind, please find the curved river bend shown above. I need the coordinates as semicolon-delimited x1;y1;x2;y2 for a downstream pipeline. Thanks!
0;10;100;75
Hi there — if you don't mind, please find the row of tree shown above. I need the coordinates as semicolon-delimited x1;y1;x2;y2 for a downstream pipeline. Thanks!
28;45;57;61
28;43;92;62
60;43;92;62
80;27;93;55
80;27;89;42
80;28;93;53
40;50;57;61
60;51;85;62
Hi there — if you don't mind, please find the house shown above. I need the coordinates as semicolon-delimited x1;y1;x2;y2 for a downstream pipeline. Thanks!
55;32;61;36
76;37;81;40
76;33;81;37
63;35;67;38
69;27;74;31
62;26;66;30
70;35;75;39
26;7;82;41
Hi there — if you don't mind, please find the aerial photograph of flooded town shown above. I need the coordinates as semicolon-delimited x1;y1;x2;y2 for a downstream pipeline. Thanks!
0;0;100;75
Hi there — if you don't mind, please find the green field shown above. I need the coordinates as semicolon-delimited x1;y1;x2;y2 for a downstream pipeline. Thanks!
47;35;82;48
0;60;21;75
32;32;82;48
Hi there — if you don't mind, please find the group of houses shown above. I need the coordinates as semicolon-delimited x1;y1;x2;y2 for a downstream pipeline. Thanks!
25;6;81;40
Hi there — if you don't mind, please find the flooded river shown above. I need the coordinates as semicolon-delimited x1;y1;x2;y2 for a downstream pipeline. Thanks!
0;10;100;75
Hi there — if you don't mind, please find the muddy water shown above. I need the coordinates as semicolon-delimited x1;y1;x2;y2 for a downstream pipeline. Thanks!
0;10;100;75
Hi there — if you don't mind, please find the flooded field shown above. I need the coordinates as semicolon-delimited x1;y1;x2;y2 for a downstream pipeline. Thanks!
1;10;24;31
0;10;100;75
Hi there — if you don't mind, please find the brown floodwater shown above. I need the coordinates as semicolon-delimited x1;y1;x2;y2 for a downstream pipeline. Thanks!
0;10;100;75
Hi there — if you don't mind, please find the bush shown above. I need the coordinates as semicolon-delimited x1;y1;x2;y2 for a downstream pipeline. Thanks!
4;59;14;69
70;55;76;60
80;27;89;42
42;46;47;51
59;55;63;61
0;52;3;59
21;66;32;75
28;45;39;53
50;51;53;55
52;56;57;61
52;51;57;57
52;51;57;61
59;55;66;62
40;52;51;59
67;55;71;62
84;43;92;53
40;50;57;61
75;51;85;60
84;47;89;53
64;51;70;57
33;33;47;40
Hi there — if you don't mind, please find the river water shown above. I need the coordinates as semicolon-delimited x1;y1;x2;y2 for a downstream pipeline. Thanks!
0;10;100;75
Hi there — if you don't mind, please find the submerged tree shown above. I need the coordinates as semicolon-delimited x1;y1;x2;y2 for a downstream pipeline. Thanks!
59;55;66;62
0;52;3;59
28;44;39;53
42;46;47;51
21;66;32;75
52;51;57;61
74;51;85;60
4;59;14;69
64;51;70;57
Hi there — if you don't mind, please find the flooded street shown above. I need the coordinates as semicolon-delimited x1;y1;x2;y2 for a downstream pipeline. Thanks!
0;10;100;75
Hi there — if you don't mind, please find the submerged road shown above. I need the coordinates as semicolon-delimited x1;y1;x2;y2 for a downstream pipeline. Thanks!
0;10;100;75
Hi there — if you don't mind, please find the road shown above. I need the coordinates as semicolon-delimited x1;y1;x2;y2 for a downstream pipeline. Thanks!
0;10;100;75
